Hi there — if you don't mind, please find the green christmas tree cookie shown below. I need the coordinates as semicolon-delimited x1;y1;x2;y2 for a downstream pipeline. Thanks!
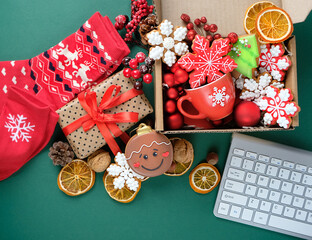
228;34;259;79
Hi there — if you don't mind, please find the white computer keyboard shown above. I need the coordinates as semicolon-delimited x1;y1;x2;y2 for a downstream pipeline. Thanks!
214;133;312;239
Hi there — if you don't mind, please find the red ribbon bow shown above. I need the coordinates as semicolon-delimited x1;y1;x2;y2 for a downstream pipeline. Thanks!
62;85;143;155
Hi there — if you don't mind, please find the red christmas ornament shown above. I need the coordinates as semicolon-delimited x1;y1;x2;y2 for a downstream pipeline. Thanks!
129;59;138;69
170;63;180;73
163;73;175;87
114;22;123;30
131;69;141;79
167;88;179;99
165;100;177;113
136;52;146;63
123;68;132;78
174;68;188;84
234;101;261;127
143;73;153;84
166;112;184;130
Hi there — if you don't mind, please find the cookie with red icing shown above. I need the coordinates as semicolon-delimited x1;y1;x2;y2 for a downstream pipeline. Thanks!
125;124;173;177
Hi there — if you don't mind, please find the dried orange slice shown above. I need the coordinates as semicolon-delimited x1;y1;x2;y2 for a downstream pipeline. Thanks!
103;172;141;203
58;159;95;196
244;1;276;34
189;163;220;194
256;7;293;43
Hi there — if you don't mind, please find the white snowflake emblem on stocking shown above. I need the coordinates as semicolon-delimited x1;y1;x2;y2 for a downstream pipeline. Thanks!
208;87;230;107
4;114;35;142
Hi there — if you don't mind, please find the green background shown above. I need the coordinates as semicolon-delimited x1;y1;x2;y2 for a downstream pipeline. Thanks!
0;0;311;239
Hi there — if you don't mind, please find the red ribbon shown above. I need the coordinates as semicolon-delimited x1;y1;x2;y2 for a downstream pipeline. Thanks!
62;85;143;155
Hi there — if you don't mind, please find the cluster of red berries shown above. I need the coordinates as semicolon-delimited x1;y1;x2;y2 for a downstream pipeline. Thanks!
122;52;154;90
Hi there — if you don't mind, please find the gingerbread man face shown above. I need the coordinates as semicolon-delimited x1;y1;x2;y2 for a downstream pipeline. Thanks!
125;131;173;177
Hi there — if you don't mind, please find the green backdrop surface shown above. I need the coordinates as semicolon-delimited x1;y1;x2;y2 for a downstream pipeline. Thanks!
0;1;312;239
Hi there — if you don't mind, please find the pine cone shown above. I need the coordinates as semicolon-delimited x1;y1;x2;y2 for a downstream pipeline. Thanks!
48;141;75;166
139;14;158;45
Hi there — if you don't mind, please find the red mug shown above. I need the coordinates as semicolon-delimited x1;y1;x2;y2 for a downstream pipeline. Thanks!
177;73;235;121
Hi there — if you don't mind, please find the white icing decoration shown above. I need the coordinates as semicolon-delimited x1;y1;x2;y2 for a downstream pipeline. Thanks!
107;164;122;176
159;20;173;37
126;178;139;191
163;37;174;50
147;31;163;45
279;89;291;102
271;81;284;88
258;98;269;110
266;86;276;98
284;103;297;115
277;59;289;70
277;116;289;129
163;50;176;67
173;27;187;41
263;112;273;125
270;44;281;57
234;76;245;90
149;46;164;60
244;79;258;91
271;70;282;81
174;42;189;56
258;73;271;88
260;44;268;53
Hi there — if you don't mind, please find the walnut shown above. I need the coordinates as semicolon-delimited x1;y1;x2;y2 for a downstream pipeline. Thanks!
172;138;193;164
87;149;111;172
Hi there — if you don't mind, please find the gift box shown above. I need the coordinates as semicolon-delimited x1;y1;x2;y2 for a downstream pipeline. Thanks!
152;0;311;133
56;71;153;159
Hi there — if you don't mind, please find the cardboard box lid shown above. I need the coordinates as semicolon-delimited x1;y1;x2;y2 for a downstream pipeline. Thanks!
153;0;311;36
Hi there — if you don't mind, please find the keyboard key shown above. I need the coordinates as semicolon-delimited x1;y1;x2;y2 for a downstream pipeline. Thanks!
308;213;312;223
241;209;253;221
233;148;244;156
305;187;312;199
230;156;242;168
284;206;295;218
272;203;283;215
269;191;281;202
227;168;245;181
281;194;293;205
293;184;305;196
257;176;269;187
258;154;269;162
269;178;281;190
260;201;271;212
254;212;268;225
302;174;312;186
309;168;312;174
248;198;259;209
224;179;245;193
266;165;278;177
242;159;254;171
278;168;290;180
293;197;305;208
257;188;268;199
295;210;307;221
281;181;293;193
246;151;257;160
245;185;257;196
268;215;312;237
255;162;266;174
304;199;312;211
245;173;257;184
296;164;307;172
271;158;282;166
283;161;295;169
221;191;247;206
290;171;302;183
230;206;241;218
218;202;230;215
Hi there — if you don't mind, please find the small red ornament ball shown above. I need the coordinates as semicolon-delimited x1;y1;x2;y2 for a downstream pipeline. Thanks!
209;24;218;33
129;59;138;69
186;22;194;30
123;68;132;78
200;16;207;23
167;88;179;99
165;100;177;113
136;52;146;63
228;32;238;44
194;18;201;26
163;73;175;87
234;101;261;127
131;69;141;79
166;112;184;130
206;35;214;42
187;30;196;41
174;68;188;84
143;73;153;84
170;63;180;73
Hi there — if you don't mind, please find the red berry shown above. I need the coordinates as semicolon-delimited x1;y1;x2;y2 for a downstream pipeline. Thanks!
214;33;222;40
129;59;138;69
165;100;177;113
180;13;190;23
186;22;194;30
187;29;196;41
163;73;175;87
134;81;143;90
114;22;123;30
209;24;218;33
115;15;127;25
143;73;153;84
131;69;141;79
136;52;146;63
123;68;132;78
204;24;210;32
206;35;214;42
200;16;207;23
194;18;201;26
167;88;179;99
227;32;238;44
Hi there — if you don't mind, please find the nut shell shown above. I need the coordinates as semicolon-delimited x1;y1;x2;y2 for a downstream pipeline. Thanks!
87;149;111;173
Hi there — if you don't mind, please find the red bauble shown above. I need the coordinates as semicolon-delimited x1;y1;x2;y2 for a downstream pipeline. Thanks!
204;24;210;32
165;100;177;113
209;24;218;33
200;16;207;23
143;73;153;84
163;73;175;87
194;18;201;26
123;68;132;78
186;22;194;30
131;69;141;79
136;52;146;63
234;101;261;127
167;88;179;99
170;63;180;73
166;112;184;130
129;59;138;69
174;68;189;84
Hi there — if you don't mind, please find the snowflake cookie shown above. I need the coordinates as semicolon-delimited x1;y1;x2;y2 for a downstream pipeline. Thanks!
240;72;284;104
178;35;237;88
146;19;188;67
259;44;291;81
258;86;300;129
106;152;145;192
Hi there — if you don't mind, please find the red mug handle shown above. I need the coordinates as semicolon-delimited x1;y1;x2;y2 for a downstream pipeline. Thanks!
177;95;207;120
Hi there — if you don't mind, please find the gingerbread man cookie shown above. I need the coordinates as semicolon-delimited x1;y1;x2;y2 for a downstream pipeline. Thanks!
146;19;189;67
